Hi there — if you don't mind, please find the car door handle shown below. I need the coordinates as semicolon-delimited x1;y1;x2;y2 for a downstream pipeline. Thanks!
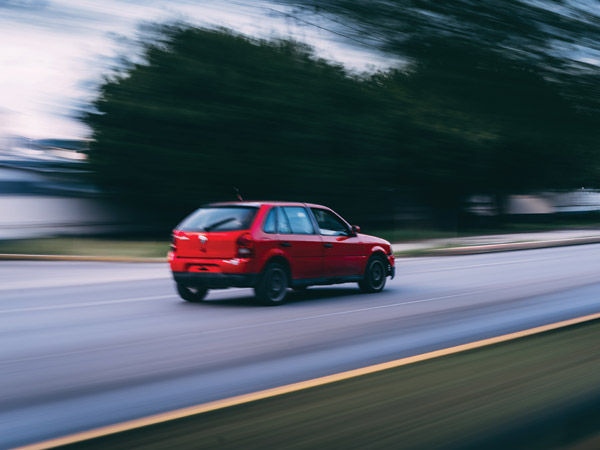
280;242;291;247
323;243;333;248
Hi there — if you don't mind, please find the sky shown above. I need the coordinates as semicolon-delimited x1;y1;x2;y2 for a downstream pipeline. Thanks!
2;1;597;141
0;0;397;140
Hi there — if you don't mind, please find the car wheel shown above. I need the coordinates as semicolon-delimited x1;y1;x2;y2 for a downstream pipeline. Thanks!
255;263;289;305
177;283;208;302
359;256;387;293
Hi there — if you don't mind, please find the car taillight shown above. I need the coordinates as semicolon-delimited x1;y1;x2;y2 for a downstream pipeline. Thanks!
170;233;177;252
237;232;254;257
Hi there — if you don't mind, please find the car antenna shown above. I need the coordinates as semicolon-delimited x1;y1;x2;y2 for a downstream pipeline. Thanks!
234;187;244;201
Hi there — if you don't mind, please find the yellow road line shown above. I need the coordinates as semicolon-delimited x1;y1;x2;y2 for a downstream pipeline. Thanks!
13;312;600;450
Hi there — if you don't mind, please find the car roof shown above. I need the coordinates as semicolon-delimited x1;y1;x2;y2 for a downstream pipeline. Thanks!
206;201;328;209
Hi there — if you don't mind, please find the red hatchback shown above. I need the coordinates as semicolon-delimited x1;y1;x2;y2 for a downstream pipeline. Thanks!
168;201;395;305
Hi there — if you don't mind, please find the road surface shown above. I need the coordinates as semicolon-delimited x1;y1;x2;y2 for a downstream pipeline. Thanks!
1;245;600;448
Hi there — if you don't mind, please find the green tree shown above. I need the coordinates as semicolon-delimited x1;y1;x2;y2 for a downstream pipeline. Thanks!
86;22;598;230
276;0;600;217
86;26;390;222
276;0;600;105
379;39;598;197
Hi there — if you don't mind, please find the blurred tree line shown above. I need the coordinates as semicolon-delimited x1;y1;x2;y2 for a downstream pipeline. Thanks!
85;7;599;229
274;0;600;218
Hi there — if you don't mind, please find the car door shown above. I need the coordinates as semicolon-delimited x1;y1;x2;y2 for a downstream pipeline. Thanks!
276;206;323;280
310;207;365;277
254;205;284;263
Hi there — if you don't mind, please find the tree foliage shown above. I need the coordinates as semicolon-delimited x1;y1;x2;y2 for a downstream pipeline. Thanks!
379;39;598;200
85;24;598;226
275;0;600;200
276;0;600;111
86;27;390;219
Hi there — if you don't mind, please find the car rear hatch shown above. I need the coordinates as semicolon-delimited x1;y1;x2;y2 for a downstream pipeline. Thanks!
173;206;258;259
173;230;245;259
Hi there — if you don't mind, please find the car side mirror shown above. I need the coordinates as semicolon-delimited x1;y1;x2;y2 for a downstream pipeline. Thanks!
351;225;360;236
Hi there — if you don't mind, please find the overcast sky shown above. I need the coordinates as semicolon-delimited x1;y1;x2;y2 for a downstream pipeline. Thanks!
0;0;395;140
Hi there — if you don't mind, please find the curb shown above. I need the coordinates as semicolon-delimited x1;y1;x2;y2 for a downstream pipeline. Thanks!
424;236;600;256
0;254;166;263
3;236;600;262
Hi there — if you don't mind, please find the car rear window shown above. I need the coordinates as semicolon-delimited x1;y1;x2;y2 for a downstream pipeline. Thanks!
177;207;258;232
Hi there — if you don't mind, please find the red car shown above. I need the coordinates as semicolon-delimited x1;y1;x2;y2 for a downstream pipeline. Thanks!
168;201;395;305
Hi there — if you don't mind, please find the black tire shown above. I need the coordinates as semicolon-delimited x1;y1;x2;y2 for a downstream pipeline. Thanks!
177;283;208;302
358;256;387;293
255;263;289;305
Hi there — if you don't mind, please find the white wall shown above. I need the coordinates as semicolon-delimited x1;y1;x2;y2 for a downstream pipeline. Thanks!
0;196;124;239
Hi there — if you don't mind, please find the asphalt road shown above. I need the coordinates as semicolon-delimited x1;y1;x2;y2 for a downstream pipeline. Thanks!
2;245;600;449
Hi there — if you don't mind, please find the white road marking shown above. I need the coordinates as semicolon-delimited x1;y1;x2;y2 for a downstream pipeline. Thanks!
0;288;499;366
0;248;587;313
194;289;497;336
0;295;176;314
4;270;600;366
399;255;563;274
0;273;171;291
0;288;251;315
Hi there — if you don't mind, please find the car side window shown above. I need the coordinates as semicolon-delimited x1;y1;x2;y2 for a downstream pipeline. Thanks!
281;207;314;235
310;208;349;236
263;208;277;234
278;207;292;234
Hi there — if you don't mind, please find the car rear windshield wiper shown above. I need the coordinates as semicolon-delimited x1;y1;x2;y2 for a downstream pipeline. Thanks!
204;217;236;232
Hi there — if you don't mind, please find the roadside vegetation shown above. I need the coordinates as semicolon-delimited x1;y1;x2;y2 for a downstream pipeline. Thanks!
0;238;168;258
60;320;600;450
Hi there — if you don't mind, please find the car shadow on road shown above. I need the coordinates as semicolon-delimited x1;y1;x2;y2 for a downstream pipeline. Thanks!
178;286;397;308
286;287;365;304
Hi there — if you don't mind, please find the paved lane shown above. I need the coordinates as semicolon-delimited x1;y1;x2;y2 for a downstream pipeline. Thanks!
1;245;600;449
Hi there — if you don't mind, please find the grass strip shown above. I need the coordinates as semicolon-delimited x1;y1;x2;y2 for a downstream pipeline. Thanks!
59;320;600;450
0;238;168;258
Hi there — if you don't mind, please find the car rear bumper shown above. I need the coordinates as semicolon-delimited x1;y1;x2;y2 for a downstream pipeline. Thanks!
169;253;259;288
172;271;258;289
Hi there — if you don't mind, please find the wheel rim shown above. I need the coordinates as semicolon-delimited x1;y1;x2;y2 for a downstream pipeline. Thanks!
370;260;385;289
268;268;287;301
